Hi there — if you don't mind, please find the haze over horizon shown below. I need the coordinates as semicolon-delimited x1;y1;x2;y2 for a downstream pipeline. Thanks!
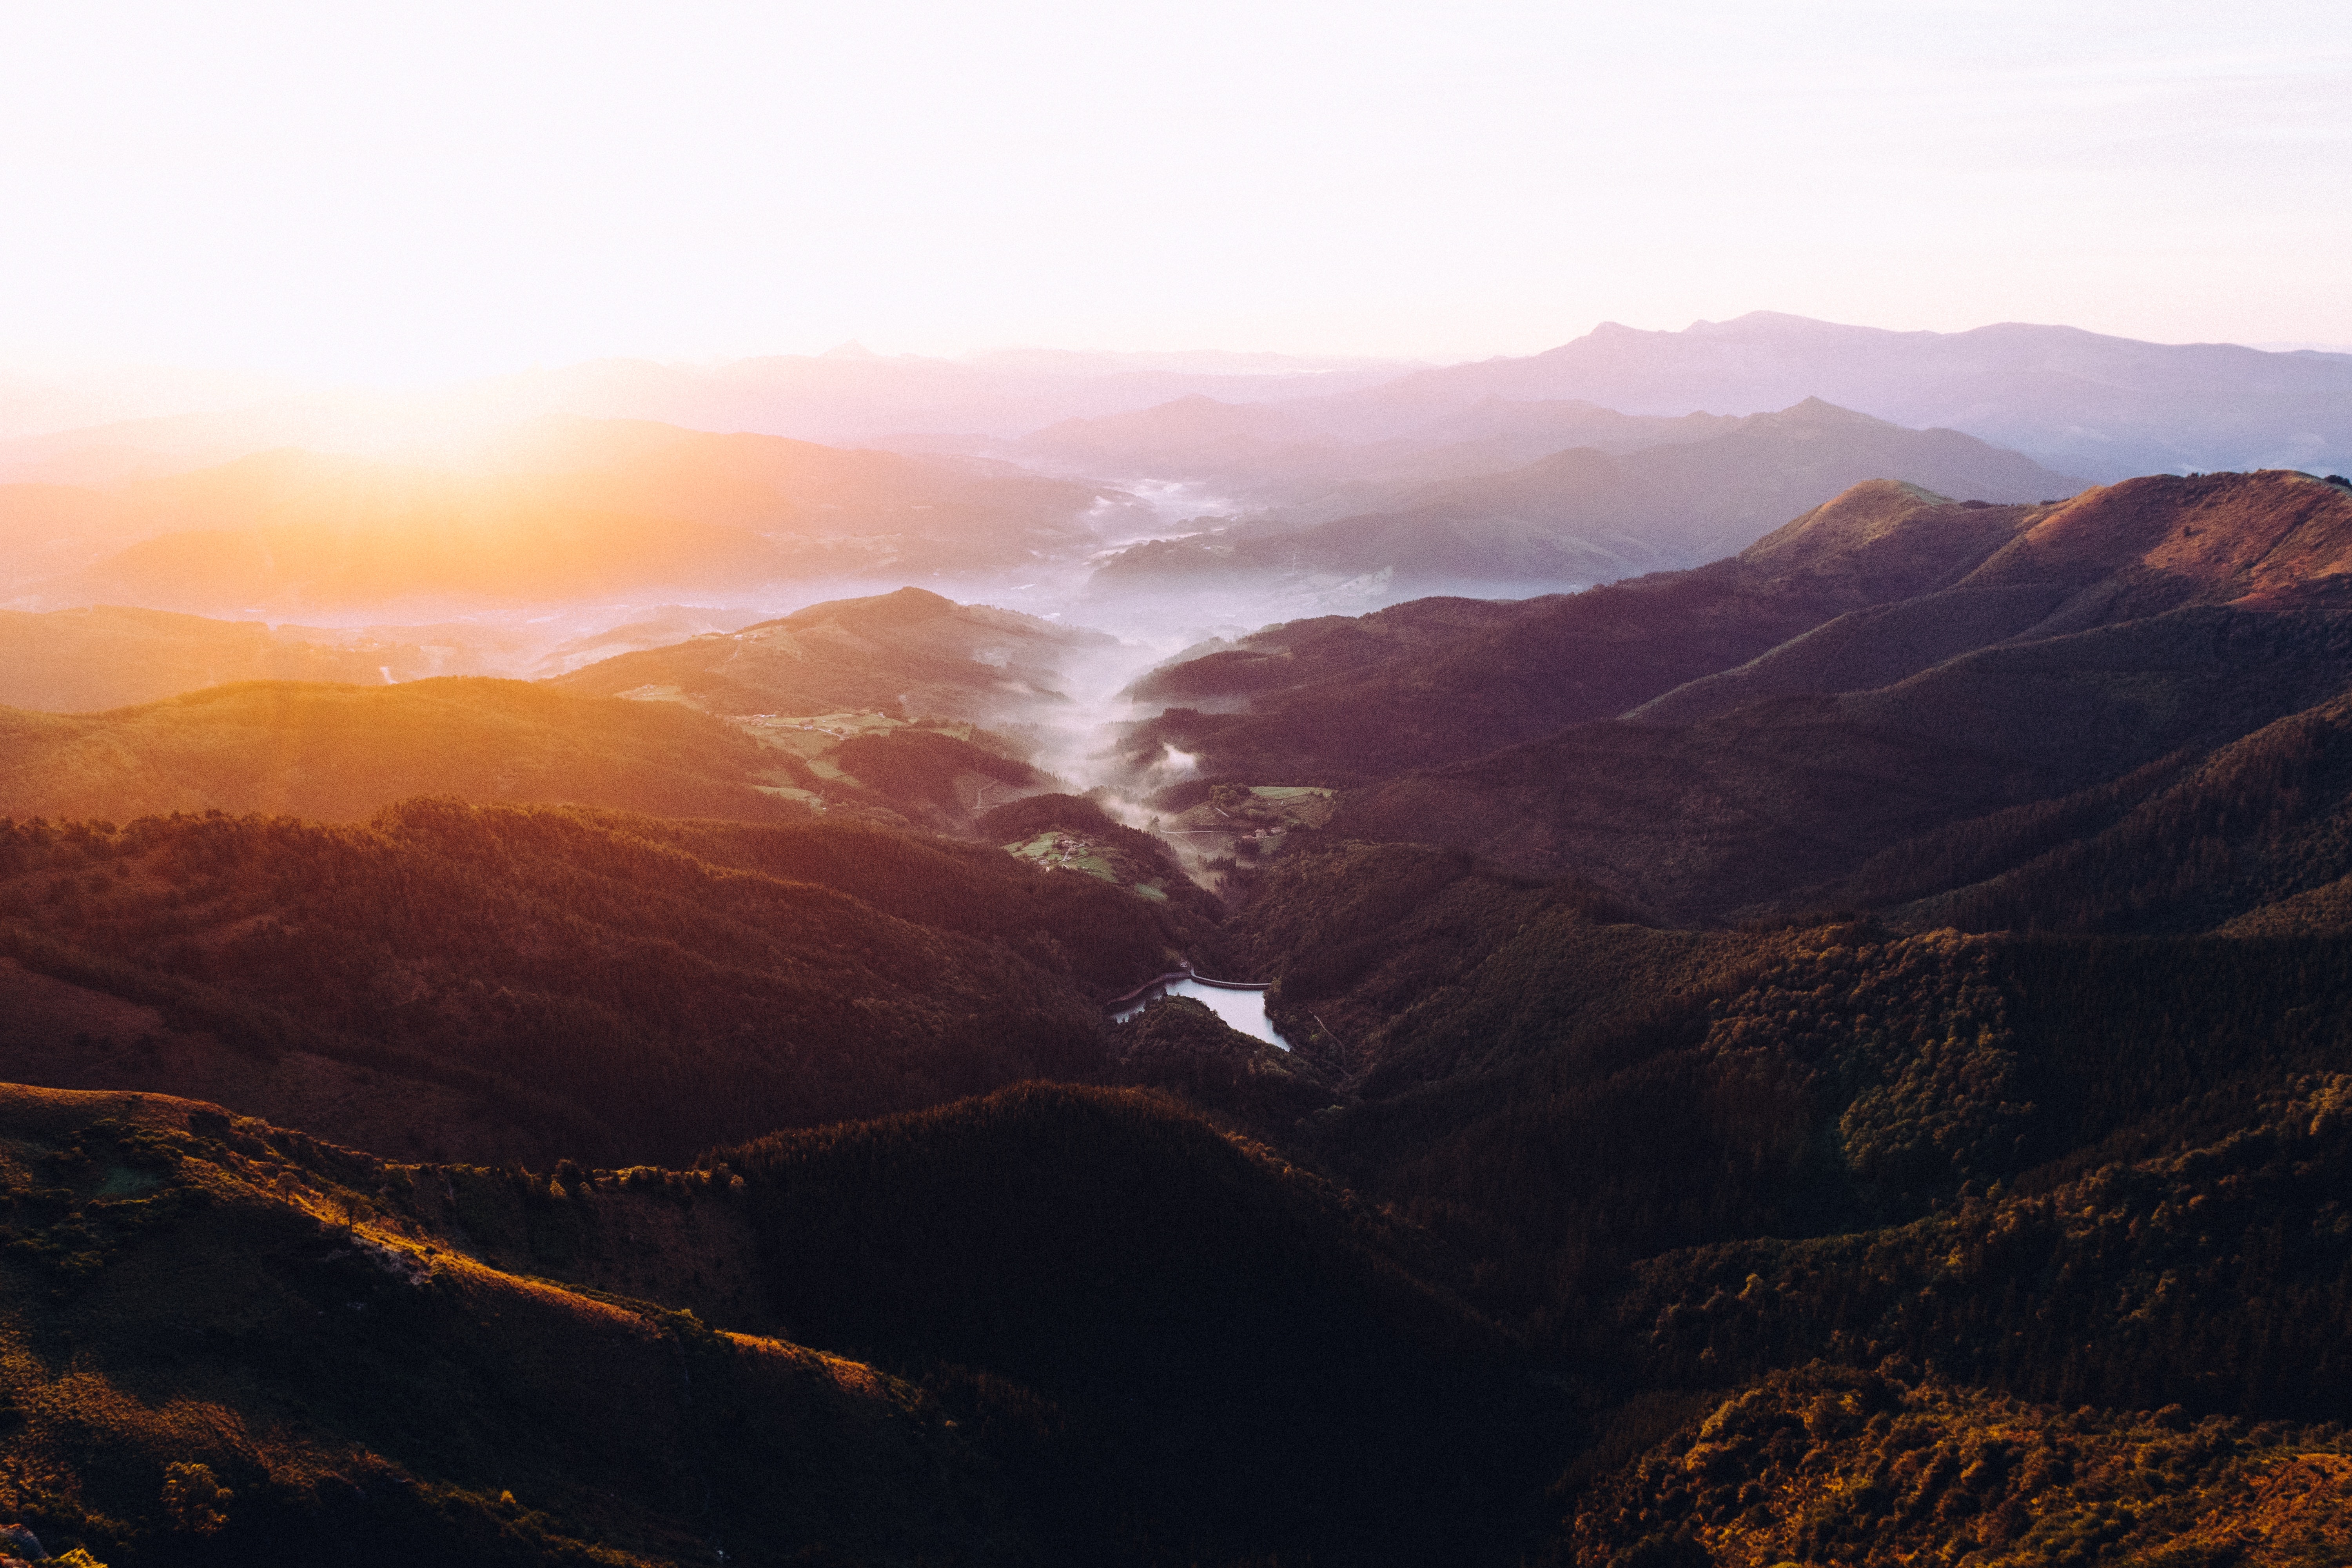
13;9;2352;1566
6;0;2347;385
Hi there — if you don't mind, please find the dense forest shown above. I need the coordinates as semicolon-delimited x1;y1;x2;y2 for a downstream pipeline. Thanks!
6;472;2352;1565
0;802;1225;1166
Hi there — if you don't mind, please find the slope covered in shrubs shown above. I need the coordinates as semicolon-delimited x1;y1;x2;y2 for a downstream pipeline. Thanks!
0;802;1220;1166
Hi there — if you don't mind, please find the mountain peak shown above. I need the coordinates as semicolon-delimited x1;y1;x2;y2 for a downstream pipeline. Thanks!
793;584;959;624
1739;478;1955;572
1753;395;1876;423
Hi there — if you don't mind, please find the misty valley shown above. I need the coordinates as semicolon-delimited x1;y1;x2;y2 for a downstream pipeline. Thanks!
4;315;2352;1567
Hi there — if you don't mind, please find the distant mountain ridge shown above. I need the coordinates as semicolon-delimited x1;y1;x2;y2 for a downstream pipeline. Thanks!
1260;312;2352;481
1088;398;2085;595
1011;392;1748;515
1316;471;2352;921
0;350;1417;484
5;315;2341;496
4;421;1122;612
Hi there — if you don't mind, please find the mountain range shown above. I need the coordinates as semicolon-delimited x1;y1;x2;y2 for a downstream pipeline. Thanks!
0;422;1122;613
1320;471;2352;922
1252;312;2352;480
0;348;1414;485
8;314;2345;499
1089;398;2086;596
8;320;2352;1565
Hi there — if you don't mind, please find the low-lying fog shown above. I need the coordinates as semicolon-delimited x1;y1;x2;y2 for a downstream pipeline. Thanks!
138;469;1587;812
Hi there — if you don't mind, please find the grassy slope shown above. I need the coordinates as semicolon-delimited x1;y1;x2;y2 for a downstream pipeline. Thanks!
0;1083;1018;1568
0;606;423;714
0;679;797;826
551;587;1106;727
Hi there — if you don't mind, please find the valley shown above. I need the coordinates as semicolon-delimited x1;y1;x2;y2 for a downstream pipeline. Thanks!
2;325;2351;1567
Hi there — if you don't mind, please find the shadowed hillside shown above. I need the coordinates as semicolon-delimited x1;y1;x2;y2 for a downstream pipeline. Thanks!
1308;472;2352;918
1805;685;2352;935
0;1079;1571;1568
720;1082;1561;1568
1339;607;2352;922
7;410;2352;1563
0;1083;1027;1567
0;802;1223;1166
1223;841;2352;1412
1119;480;2046;788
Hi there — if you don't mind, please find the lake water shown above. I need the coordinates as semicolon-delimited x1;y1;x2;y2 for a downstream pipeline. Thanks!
1112;977;1291;1050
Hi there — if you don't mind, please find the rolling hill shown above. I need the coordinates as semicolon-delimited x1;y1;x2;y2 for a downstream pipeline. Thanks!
3;365;2351;1560
1116;478;2051;788
5;423;1122;613
0;346;1414;485
0;668;1099;842
1087;398;2085;596
1265;311;2352;480
1325;471;2352;920
0;602;775;712
552;585;1118;732
0;800;1222;1168
0;678;799;826
1013;392;1746;514
0;1082;1024;1567
0;606;440;713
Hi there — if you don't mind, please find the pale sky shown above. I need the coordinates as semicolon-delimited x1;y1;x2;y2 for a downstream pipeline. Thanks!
3;1;2347;382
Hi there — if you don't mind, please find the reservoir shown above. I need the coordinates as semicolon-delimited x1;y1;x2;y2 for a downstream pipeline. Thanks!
1112;976;1292;1050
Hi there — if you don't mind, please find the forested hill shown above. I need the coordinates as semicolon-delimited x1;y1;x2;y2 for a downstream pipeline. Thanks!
0;604;446;713
1218;838;2352;1562
0;801;1225;1167
0;678;799;826
1323;471;2352;920
0;1078;1568;1567
1118;479;2048;786
552;585;1111;728
7;466;2352;1564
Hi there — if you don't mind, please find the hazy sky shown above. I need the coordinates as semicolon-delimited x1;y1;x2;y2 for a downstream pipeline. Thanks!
4;1;2347;381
